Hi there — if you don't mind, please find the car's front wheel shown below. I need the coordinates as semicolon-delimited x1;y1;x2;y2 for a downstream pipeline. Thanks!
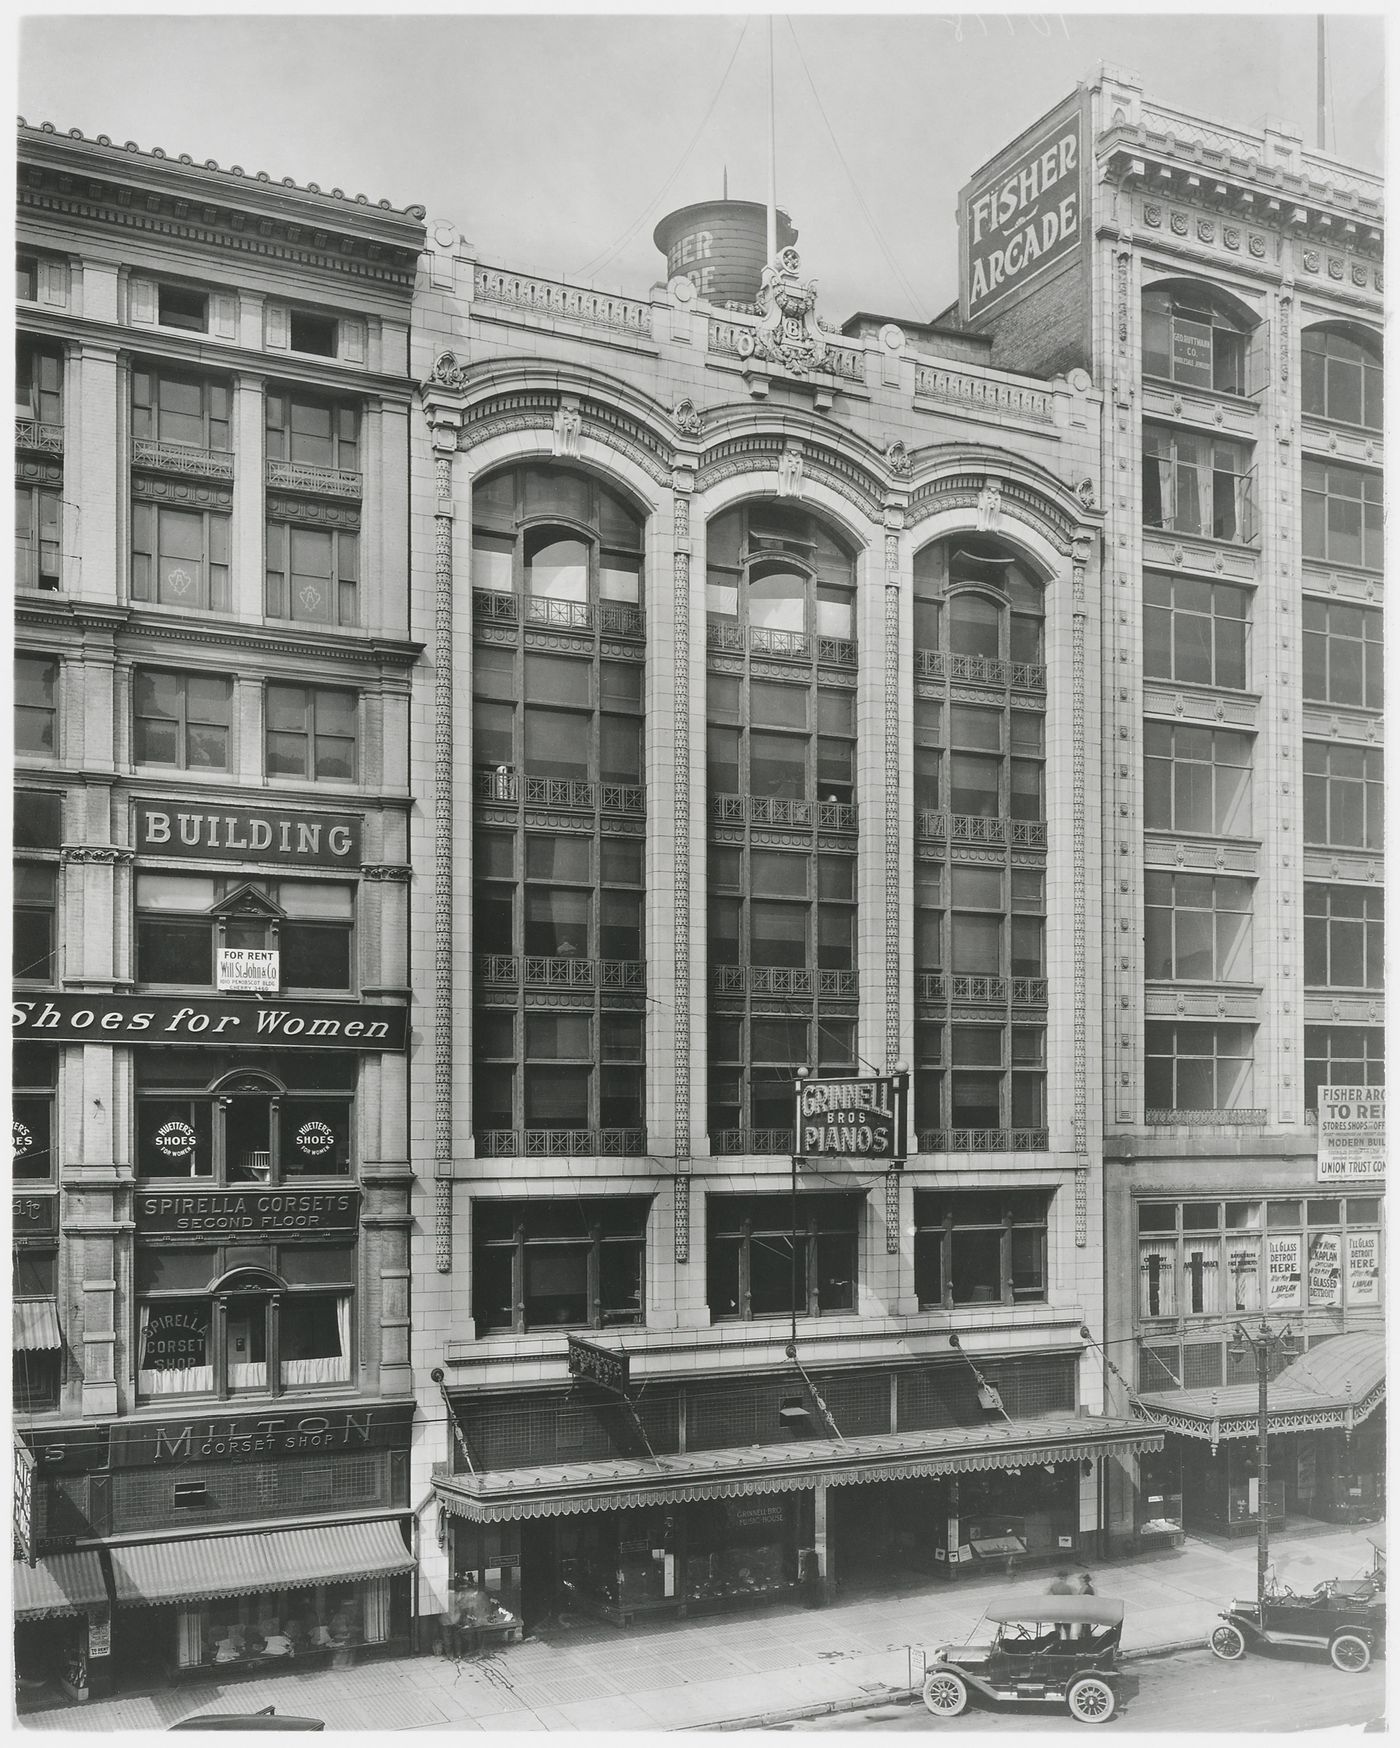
1329;1632;1372;1674
922;1670;970;1717
1066;1676;1116;1724
1209;1623;1247;1661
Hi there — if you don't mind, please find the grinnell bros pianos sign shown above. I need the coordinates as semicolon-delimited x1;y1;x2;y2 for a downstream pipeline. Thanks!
13;993;407;1051
796;1074;908;1160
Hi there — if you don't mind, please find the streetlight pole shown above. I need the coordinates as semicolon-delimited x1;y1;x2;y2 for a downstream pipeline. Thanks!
1230;1318;1296;1610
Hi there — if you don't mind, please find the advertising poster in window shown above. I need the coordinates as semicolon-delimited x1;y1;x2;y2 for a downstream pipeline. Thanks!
1170;322;1214;387
1266;1233;1303;1309
217;948;279;993
1347;1230;1381;1305
1317;1085;1385;1179
1307;1231;1343;1307
142;1308;209;1373
1225;1238;1260;1312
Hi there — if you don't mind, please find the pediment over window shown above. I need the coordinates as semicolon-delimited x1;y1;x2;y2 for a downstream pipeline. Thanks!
209;881;287;920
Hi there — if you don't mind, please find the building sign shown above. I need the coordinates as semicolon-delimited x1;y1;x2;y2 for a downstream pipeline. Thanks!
1317;1085;1386;1180
1307;1231;1343;1308
959;93;1085;323
1266;1233;1303;1309
13;1195;57;1236
566;1334;629;1394
141;1310;209;1373
294;1120;337;1160
795;1074;908;1160
13;994;407;1051
1347;1230;1381;1305
134;801;361;867
217;948;280;993
135;1187;360;1235
1170;319;1215;387
109;1401;415;1468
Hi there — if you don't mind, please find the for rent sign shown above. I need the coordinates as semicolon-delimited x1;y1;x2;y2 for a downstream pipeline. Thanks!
959;94;1085;323
1317;1086;1386;1180
795;1074;908;1161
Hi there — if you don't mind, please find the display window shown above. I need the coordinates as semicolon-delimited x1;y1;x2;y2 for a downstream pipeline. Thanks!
178;1579;390;1670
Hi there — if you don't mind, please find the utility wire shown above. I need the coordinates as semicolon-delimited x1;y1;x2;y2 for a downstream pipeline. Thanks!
573;21;751;283
784;16;926;319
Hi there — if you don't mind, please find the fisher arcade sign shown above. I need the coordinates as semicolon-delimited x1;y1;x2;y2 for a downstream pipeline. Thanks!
960;93;1085;323
795;1073;908;1161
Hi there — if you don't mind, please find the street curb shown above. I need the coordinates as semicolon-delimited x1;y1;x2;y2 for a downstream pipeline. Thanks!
691;1638;1207;1730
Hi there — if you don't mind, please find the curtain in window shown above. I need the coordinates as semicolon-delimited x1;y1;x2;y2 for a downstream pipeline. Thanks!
282;1295;351;1387
138;1302;213;1397
1138;1241;1177;1318
361;1577;390;1644
177;1606;209;1668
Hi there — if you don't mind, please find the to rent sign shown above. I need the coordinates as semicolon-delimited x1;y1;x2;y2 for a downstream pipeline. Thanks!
795;1074;908;1161
13;994;407;1051
136;1187;360;1235
134;801;361;867
566;1334;630;1394
960;94;1085;323
1317;1085;1386;1180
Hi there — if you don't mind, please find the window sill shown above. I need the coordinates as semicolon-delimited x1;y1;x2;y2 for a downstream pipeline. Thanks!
1141;374;1258;410
1300;555;1384;582
1141;525;1260;554
1142;677;1260;705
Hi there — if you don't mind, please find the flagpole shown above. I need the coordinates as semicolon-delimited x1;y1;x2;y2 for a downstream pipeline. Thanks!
766;15;777;263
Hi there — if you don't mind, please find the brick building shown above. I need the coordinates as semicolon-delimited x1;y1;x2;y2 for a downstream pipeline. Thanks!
950;67;1385;1550
14;121;425;1702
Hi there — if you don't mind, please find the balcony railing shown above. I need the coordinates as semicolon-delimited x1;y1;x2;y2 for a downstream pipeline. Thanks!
916;974;1049;1005
474;955;644;990
474;588;518;621
475;1128;647;1158
705;622;855;666
15;418;63;456
916;812;1047;848
916;974;946;1002
135;438;234;480
525;597;592;631
914;648;1047;690
710;966;857;996
711;1129;796;1156
599;601;645;638
709;795;857;831
473;770;646;814
751;626;809;659
265;458;361;499
915;1128;1050;1153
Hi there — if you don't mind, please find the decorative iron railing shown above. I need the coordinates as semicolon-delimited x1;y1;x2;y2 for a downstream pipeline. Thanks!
915;1129;1050;1152
15;419;64;455
711;1129;797;1156
265;459;360;498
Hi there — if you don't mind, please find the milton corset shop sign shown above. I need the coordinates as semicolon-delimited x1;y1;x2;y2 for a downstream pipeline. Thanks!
134;801;362;867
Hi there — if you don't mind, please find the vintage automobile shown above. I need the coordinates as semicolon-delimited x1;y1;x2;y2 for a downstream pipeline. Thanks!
921;1595;1125;1724
168;1706;325;1730
1209;1564;1385;1673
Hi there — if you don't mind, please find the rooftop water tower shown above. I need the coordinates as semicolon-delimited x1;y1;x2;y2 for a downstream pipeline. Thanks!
653;199;798;308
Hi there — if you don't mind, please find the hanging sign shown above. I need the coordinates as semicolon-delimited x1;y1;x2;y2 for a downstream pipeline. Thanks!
795;1074;908;1160
566;1334;629;1394
1266;1234;1303;1309
217;948;280;993
1317;1086;1385;1180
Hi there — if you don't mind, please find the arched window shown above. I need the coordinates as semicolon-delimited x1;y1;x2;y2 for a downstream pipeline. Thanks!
1142;282;1260;395
1302;323;1382;429
912;536;1048;1152
705;501;859;1155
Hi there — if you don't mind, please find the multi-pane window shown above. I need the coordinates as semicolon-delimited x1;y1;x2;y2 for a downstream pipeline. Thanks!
1303;741;1383;849
471;1198;648;1334
707;1013;855;1153
132;366;230;451
1304;885;1384;990
707;502;855;652
133;669;231;770
1144;873;1253;982
136;1241;354;1399
1143;722;1253;836
1304;1026;1384;1113
1144;1022;1255;1114
15;484;61;592
472;1008;644;1151
708;673;856;809
1141;284;1254;394
1302;462;1383;570
14;864;56;983
265;524;359;626
1302;601;1383;710
474;655;643;799
708;844;856;977
1136;1197;1382;1321
135;1052;355;1184
12;1044;57;1181
132;503;231;610
914;1190;1049;1308
16;339;62;425
265;684;357;781
913;538;1045;675
135;874;353;992
1302;325;1383;430
1143;572;1249;689
16;252;37;301
266;389;360;472
1143;425;1255;543
157;282;208;332
15;655;58;756
706;1193;860;1321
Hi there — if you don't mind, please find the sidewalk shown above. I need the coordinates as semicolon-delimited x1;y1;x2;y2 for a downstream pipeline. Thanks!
18;1520;1383;1734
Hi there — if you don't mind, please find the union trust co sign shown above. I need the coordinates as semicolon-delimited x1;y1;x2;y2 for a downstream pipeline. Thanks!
12;993;407;1050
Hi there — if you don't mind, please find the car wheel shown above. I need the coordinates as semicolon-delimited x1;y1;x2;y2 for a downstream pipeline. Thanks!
1209;1623;1247;1661
922;1670;970;1717
1329;1633;1372;1674
1066;1676;1116;1724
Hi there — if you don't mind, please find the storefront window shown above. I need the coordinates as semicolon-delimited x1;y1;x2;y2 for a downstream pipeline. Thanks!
184;1578;390;1670
685;1497;798;1607
134;1054;353;1183
914;1190;1050;1308
136;1242;354;1400
706;1193;860;1321
12;1043;57;1180
471;1197;649;1335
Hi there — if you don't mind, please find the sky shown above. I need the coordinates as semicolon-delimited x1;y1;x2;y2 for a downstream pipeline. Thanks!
16;9;1388;325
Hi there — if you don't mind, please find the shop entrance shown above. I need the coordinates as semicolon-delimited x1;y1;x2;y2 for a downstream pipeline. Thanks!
830;1479;943;1584
518;1520;555;1632
111;1604;177;1692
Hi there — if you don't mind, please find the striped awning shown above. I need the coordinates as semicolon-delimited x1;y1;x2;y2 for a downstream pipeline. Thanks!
13;1550;108;1620
1136;1331;1385;1443
434;1413;1162;1523
109;1519;413;1607
14;1298;62;1351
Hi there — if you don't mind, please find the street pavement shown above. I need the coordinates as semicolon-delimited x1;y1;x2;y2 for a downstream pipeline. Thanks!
18;1519;1383;1734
